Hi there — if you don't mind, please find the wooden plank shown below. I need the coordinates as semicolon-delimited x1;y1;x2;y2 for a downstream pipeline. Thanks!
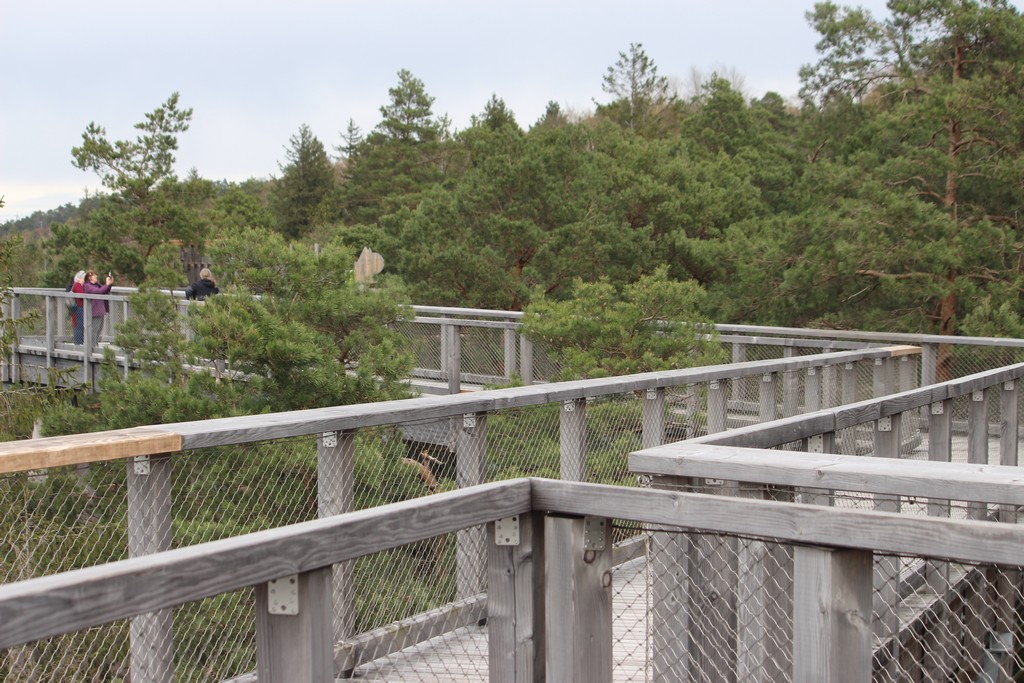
629;445;1024;505
457;413;487;598
0;346;925;472
0;427;182;474
255;568;333;683
545;515;612;683
793;547;872;683
559;399;586;482
641;387;665;449
488;512;544;683
317;430;355;642
335;594;487;672
127;454;174;683
0;479;532;649
529;480;1024;567
161;347;927;449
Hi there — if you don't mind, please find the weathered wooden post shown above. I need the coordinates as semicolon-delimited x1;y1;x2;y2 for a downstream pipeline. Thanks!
707;379;728;433
759;372;779;422
804;367;821;413
545;515;612;682
731;342;747;403
317;430;354;643
992;382;1018;683
782;348;800;417
560;399;586;481
127;454;174;683
255;568;334;683
519;334;534;385
457;412;487;599
503;326;517;381
82;311;93;387
793;546;873;683
873;412;902;680
44;294;54;371
488;512;545;682
872;357;894;398
443;322;462;394
923;398;954;680
641;387;665;448
9;293;21;383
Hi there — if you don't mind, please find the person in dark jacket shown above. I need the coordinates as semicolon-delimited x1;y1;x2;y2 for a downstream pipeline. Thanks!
185;268;219;301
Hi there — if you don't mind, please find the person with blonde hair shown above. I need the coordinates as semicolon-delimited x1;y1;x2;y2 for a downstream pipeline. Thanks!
67;270;86;344
185;268;219;301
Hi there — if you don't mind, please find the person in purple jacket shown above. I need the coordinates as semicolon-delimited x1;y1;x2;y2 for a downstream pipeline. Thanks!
82;270;114;348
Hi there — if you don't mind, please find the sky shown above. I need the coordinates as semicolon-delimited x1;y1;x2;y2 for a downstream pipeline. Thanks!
0;0;938;223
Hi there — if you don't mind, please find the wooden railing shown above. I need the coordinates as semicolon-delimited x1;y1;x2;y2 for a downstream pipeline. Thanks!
9;286;1024;393
630;361;1024;681
4;477;1024;681
0;345;919;681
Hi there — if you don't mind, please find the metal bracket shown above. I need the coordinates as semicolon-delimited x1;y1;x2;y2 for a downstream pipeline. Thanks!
132;455;150;476
584;517;606;550
761;373;772;383
1005;381;1016;391
267;576;299;615
495;516;520;546
931;402;944;415
645;388;658;401
321;432;337;448
463;413;477;430
563;400;576;413
877;416;892;432
807;434;824;454
973;390;985;402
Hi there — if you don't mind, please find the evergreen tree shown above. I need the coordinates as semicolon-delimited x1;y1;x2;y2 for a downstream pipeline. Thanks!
793;0;1024;361
597;43;679;137
271;124;337;240
46;93;202;284
340;70;452;225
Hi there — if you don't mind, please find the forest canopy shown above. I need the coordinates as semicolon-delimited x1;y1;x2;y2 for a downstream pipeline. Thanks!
4;1;1024;396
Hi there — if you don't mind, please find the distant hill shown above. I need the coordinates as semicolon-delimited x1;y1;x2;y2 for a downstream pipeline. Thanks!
0;202;84;238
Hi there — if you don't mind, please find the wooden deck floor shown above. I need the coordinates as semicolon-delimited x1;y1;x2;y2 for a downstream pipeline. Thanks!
348;556;651;682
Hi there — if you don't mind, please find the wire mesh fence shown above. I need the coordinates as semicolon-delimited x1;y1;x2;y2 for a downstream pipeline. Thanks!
8;293;1024;680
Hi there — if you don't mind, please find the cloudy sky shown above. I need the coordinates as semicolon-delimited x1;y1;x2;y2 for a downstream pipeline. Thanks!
1;0;986;222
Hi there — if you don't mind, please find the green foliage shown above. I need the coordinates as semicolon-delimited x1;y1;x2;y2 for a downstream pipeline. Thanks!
271;124;338;240
45;94;205;284
0;235;80;440
72;91;192;203
597;42;679;137
340;70;453;225
522;266;726;379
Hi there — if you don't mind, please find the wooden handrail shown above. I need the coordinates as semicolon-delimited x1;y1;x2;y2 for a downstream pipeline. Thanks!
4;477;1024;650
0;346;918;472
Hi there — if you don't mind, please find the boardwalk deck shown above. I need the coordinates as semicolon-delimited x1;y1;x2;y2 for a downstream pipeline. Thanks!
349;556;650;682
